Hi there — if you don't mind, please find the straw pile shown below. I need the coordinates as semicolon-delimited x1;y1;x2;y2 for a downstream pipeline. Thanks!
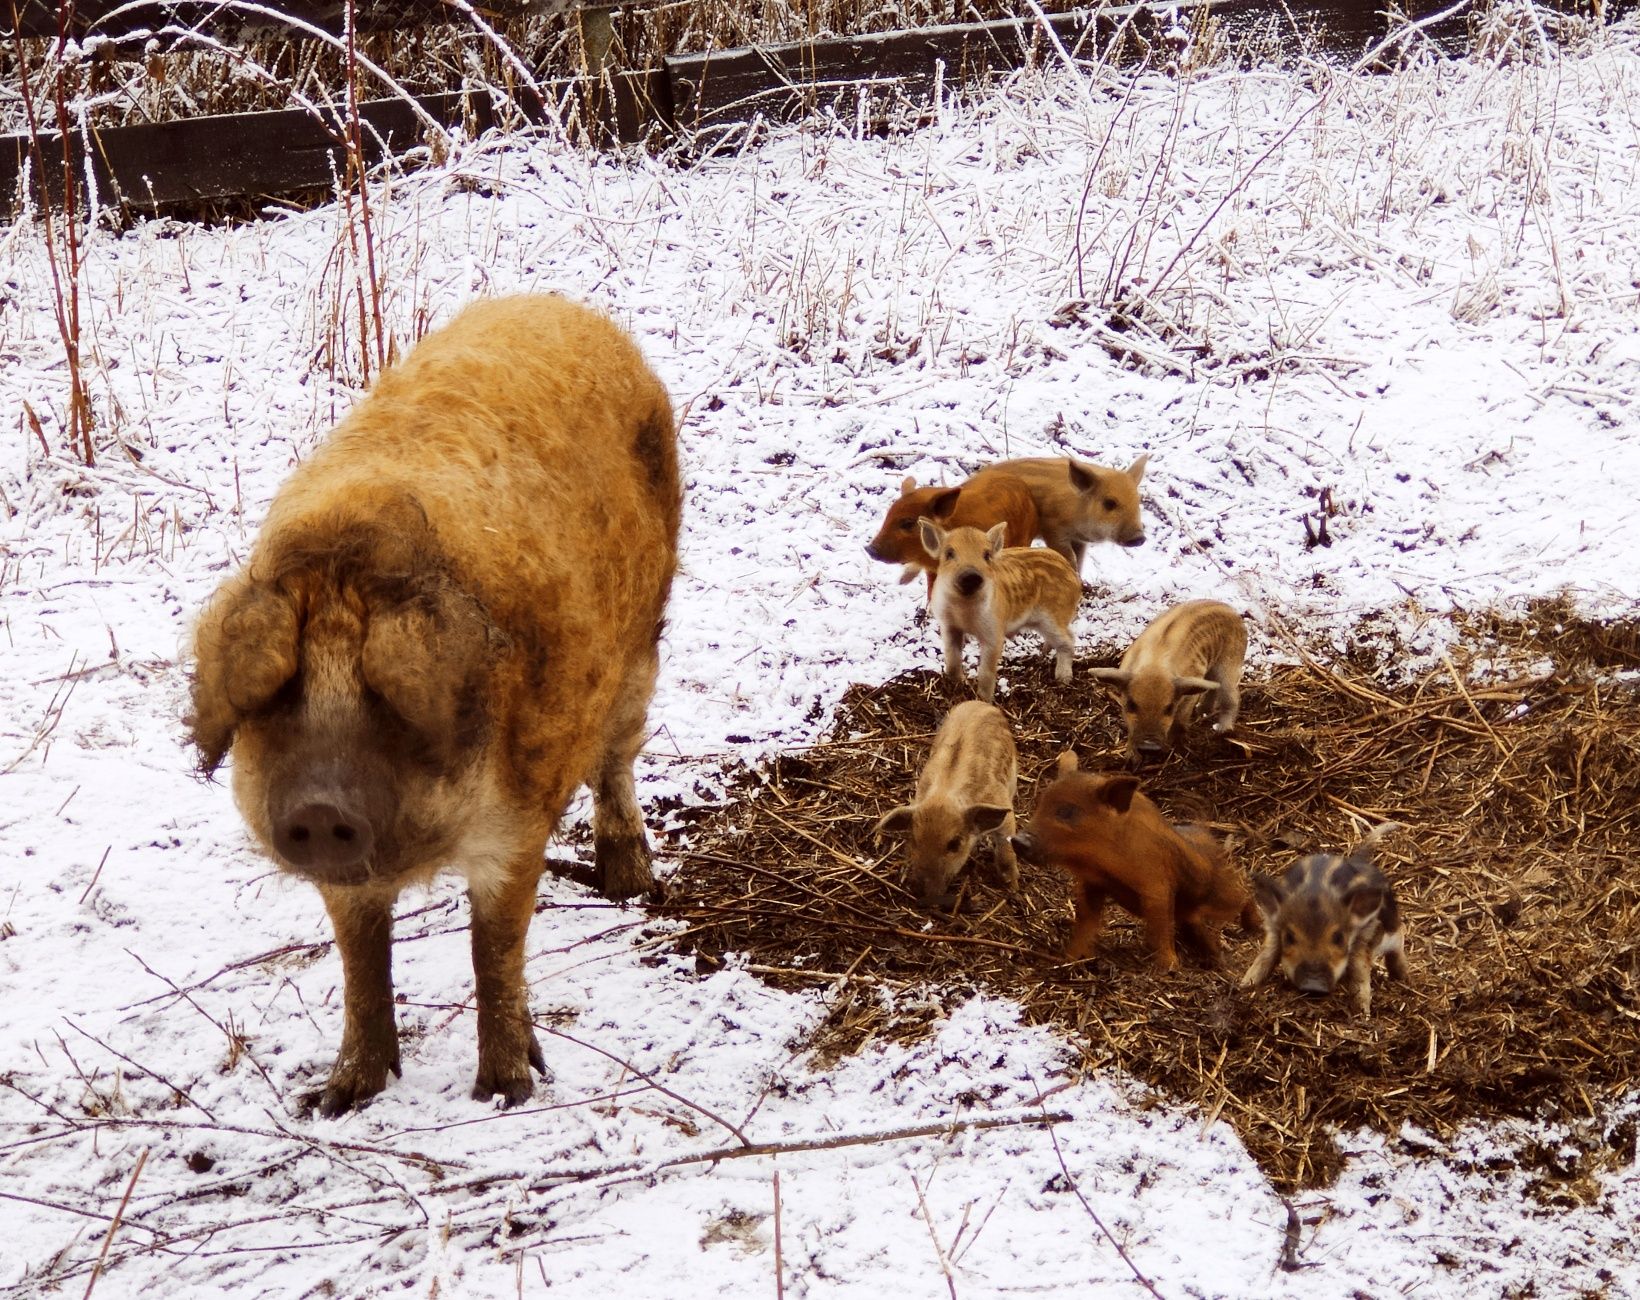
661;598;1640;1192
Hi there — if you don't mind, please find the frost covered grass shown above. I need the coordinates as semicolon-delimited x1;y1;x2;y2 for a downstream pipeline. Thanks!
2;17;1640;1298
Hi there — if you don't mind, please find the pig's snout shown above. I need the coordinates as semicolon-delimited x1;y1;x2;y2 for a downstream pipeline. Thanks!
1120;532;1146;548
1292;963;1335;996
955;567;985;597
1009;831;1040;864
865;541;887;562
1135;738;1166;758
273;797;375;879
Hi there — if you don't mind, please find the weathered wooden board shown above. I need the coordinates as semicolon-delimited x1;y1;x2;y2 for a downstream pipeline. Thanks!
0;71;666;215
2;1;579;40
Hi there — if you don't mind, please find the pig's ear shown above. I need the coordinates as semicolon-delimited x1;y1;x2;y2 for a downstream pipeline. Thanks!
900;476;918;496
1251;875;1285;919
985;521;1008;552
1099;775;1141;814
1344;884;1385;921
965;804;1011;833
874;806;916;838
1055;749;1080;776
1126;453;1150;483
1091;667;1132;693
1173;675;1218;697
187;578;299;776
927;487;962;519
1066;460;1099;494
919;517;945;559
363;587;491;742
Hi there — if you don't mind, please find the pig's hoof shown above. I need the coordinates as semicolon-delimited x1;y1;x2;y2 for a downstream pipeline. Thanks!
306;1058;397;1117
594;833;654;900
473;1030;548;1108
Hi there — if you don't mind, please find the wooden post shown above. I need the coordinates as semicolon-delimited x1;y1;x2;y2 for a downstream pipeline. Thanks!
578;4;618;143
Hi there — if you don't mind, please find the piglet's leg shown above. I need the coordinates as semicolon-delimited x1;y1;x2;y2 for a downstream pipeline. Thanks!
1038;618;1075;684
976;637;1002;704
593;645;660;900
1345;944;1376;1017
1238;935;1280;991
1381;928;1410;982
469;858;548;1106
1137;888;1180;973
942;625;966;686
1212;676;1242;734
1064;887;1109;960
312;883;401;1116
992;813;1019;890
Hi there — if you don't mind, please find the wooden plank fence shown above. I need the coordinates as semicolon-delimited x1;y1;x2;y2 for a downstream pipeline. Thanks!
1;0;1627;216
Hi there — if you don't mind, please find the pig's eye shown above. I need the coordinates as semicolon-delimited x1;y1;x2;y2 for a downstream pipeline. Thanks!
945;548;955;560
1102;497;1118;511
946;836;963;852
899;520;915;531
1283;928;1299;948
982;550;992;561
1331;928;1345;946
1124;701;1137;714
1163;704;1174;716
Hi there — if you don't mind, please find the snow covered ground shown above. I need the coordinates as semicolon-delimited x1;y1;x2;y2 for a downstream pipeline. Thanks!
3;16;1640;1297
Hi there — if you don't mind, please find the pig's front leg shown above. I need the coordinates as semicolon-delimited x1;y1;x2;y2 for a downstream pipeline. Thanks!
942;624;967;686
469;859;547;1106
1238;933;1280;991
312;884;401;1116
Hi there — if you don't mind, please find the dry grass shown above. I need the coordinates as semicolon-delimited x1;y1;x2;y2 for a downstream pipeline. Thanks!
661;597;1640;1194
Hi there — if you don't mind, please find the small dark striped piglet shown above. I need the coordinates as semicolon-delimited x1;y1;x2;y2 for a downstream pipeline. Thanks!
1239;827;1409;1016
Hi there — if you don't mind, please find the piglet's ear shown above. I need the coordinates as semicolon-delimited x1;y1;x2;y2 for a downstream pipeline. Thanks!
919;517;945;559
927;487;962;519
1099;775;1141;814
965;804;1011;834
985;521;1008;552
1345;885;1385;921
1066;460;1099;494
874;806;915;838
900;476;918;496
1173;675;1218;697
1055;750;1080;777
1251;875;1285;919
1126;453;1150;483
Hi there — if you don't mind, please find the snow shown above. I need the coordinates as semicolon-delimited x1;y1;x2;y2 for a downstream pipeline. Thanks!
4;20;1640;1297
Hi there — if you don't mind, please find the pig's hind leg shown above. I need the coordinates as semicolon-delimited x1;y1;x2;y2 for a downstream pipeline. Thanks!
311;884;402;1116
469;858;549;1105
592;644;661;899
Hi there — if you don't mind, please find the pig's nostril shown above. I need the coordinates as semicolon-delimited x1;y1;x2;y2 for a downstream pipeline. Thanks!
290;825;311;843
333;824;355;843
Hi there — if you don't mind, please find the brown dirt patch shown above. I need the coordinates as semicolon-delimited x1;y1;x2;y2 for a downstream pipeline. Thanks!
659;598;1640;1192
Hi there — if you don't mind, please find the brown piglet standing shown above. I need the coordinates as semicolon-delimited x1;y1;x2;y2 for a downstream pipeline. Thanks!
980;455;1149;572
1094;599;1247;762
187;295;680;1115
865;473;1039;598
1010;752;1257;972
874;700;1018;906
1240;825;1409;1016
922;520;1082;704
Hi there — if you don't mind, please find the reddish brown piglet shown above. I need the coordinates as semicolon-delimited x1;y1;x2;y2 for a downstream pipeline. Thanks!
865;473;1039;598
1010;752;1257;971
188;295;680;1115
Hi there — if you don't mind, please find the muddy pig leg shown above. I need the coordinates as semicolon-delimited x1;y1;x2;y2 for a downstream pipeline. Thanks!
312;883;401;1116
1065;887;1110;960
469;856;548;1105
593;643;661;900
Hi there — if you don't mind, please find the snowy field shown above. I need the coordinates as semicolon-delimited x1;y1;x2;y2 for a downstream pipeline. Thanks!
4;16;1640;1297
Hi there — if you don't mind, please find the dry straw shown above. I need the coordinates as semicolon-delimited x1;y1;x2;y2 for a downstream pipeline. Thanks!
663;598;1640;1193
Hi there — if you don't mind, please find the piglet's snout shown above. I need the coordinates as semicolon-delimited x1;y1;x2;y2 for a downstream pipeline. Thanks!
864;541;887;562
955;567;984;597
1009;831;1040;864
272;795;375;879
1120;532;1146;548
1292;962;1334;996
